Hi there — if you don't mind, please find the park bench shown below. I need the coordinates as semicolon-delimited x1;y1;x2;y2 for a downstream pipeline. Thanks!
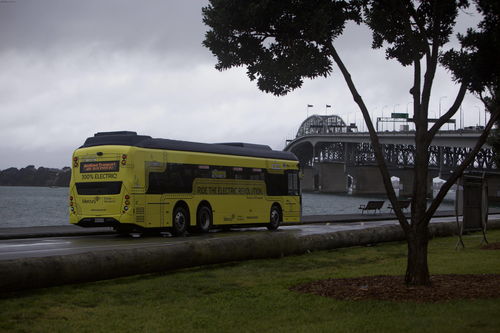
388;200;411;213
358;200;385;214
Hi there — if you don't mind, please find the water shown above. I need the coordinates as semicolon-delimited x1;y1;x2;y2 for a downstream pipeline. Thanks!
302;191;456;216
0;186;459;228
0;186;69;228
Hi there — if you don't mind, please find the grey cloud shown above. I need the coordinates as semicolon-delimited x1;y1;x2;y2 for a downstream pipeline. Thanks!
0;0;210;60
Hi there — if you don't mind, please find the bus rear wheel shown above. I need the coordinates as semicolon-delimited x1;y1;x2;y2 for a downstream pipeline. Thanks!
267;205;281;231
197;205;212;233
172;206;189;236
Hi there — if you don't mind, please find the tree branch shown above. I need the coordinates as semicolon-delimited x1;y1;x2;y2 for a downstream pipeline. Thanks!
420;1;444;119
413;55;422;128
329;44;410;233
427;81;468;142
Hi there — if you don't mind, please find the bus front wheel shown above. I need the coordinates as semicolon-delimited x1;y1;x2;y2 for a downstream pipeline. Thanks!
268;205;281;231
172;206;189;236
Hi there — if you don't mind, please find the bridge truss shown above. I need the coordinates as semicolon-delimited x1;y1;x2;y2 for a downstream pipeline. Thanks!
309;142;497;173
289;115;498;175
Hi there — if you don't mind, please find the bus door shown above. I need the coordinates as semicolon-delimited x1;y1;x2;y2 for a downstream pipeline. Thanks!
284;170;301;222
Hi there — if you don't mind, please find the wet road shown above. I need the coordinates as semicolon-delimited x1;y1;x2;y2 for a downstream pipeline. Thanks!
0;214;484;261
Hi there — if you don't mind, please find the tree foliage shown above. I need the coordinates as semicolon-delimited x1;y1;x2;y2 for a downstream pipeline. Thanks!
442;0;499;109
203;0;360;96
442;0;500;166
203;0;497;286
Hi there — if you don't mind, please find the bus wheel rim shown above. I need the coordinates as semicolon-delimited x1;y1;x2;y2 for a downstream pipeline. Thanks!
201;212;209;228
175;212;185;229
271;209;279;225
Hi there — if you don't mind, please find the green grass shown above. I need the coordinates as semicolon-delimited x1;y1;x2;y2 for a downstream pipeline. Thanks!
1;231;499;333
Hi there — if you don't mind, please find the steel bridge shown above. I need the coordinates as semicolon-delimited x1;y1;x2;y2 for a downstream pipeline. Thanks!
284;115;498;196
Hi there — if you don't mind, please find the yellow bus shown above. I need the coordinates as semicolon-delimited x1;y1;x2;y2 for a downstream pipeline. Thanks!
69;131;301;235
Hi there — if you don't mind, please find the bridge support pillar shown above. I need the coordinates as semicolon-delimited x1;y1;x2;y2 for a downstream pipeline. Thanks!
318;162;347;193
391;169;435;198
351;166;385;195
301;167;315;192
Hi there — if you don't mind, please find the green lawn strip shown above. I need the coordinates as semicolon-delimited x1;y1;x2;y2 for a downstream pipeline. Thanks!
0;230;499;333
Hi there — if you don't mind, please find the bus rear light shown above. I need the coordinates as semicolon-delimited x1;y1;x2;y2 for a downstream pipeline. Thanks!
73;157;79;168
121;154;128;165
124;206;129;211
125;195;130;200
125;200;130;205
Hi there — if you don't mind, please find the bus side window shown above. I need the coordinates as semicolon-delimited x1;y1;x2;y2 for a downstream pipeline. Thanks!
231;167;244;179
166;164;193;193
147;164;194;194
249;168;265;181
147;172;166;194
196;165;211;179
265;172;287;196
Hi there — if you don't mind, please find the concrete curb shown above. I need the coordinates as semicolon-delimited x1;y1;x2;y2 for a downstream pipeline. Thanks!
0;226;115;240
1;220;499;292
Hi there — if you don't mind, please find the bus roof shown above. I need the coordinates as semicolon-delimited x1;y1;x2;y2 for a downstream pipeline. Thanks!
80;131;298;161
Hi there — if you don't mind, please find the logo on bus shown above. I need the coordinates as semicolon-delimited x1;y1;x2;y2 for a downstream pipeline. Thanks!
82;197;100;204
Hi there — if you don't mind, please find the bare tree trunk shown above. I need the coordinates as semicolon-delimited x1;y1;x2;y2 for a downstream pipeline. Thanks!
405;224;430;285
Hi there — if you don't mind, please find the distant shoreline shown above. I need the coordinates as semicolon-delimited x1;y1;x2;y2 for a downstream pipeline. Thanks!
0;165;70;187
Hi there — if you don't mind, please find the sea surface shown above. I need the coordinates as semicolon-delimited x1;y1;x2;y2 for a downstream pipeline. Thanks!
0;186;458;228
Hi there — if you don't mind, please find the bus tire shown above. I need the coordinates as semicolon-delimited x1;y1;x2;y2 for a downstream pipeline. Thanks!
172;205;189;236
267;205;281;231
197;205;212;233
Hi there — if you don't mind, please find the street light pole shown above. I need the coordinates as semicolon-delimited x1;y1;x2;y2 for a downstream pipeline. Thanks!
393;104;399;131
382;105;388;131
307;104;313;118
460;106;463;129
439;96;447;118
406;102;413;130
475;105;480;127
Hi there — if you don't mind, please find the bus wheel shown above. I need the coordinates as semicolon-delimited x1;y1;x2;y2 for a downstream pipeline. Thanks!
172;206;189;236
197;205;212;233
267;205;281;231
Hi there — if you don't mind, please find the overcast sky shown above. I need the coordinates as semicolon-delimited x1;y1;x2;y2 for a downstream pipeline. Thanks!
0;0;485;169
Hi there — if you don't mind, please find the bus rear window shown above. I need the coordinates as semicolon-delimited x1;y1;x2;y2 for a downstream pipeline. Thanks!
76;181;122;195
